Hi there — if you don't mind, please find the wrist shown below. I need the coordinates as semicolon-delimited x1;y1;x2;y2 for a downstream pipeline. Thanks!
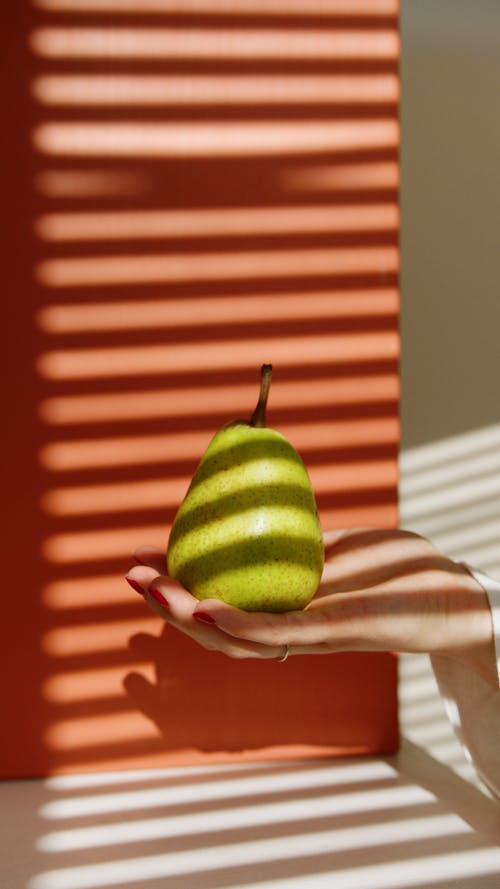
447;564;498;689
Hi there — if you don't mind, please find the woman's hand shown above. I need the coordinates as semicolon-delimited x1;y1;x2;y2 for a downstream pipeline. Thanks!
126;528;497;687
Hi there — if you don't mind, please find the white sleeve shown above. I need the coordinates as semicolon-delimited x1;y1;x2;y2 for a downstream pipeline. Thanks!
431;565;500;800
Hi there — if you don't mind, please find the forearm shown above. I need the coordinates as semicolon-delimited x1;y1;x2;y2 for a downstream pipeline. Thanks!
431;564;500;800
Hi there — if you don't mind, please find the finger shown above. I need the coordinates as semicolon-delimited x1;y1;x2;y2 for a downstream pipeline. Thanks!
127;568;306;659
148;575;289;660
131;545;167;574
323;528;350;549
126;566;205;630
125;565;173;618
190;598;331;648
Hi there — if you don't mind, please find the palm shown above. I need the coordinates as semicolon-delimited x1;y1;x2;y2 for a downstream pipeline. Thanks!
128;528;491;676
307;528;474;655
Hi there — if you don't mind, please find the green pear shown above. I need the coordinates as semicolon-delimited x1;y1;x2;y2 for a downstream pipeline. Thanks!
167;365;324;612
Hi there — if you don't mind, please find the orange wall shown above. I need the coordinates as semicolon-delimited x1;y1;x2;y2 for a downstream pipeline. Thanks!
3;0;400;778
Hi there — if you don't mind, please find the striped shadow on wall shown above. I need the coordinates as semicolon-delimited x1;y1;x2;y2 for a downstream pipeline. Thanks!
3;0;400;777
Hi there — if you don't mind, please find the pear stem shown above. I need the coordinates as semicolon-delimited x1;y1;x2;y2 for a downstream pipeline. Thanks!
250;364;273;428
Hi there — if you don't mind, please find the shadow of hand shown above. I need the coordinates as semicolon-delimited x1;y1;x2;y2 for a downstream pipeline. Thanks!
123;625;236;752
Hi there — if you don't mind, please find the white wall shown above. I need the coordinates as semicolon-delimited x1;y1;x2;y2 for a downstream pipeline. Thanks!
400;0;500;450
398;0;500;791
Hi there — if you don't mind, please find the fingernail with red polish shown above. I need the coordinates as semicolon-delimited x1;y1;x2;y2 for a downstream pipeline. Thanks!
126;576;147;596
148;587;169;609
194;611;215;625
